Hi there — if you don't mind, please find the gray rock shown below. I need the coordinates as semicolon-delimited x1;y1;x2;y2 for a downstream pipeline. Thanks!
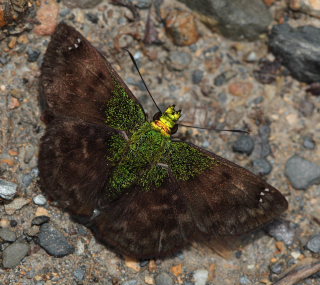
27;49;40;63
0;179;17;200
63;0;102;8
33;194;47;206
270;260;285;274
192;69;204;84
232;134;254;155
38;223;74;257
193;269;209;285
285;155;320;190
122;280;138;285
303;136;316;150
0;228;16;242
2;242;29;268
168;51;192;71
267;220;296;246
155;272;174;285
269;24;320;83
306;234;320;253
32;215;50;226
253;158;272;175
178;0;272;40
74;266;86;281
128;0;151;9
4;198;30;215
239;275;252;285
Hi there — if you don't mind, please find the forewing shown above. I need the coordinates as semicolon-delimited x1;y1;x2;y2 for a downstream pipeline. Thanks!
39;116;120;217
40;22;145;125
176;143;288;236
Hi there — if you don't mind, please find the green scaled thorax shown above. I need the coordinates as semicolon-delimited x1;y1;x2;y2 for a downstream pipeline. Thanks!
105;81;215;200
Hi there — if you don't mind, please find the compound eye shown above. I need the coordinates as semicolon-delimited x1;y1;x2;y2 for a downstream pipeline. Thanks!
153;111;162;121
171;124;179;135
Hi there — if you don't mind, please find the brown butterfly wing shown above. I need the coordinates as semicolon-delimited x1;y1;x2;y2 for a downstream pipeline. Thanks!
39;116;120;218
40;22;145;125
176;143;288;237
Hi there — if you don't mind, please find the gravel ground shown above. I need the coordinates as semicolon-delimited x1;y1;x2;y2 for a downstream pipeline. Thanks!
0;0;319;284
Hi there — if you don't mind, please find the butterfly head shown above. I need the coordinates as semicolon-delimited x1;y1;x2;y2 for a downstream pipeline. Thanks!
151;105;181;137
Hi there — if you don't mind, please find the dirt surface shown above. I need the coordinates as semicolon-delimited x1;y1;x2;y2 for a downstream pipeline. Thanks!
0;0;319;284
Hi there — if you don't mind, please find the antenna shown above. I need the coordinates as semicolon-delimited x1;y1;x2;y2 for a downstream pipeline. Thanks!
178;123;249;134
123;48;162;113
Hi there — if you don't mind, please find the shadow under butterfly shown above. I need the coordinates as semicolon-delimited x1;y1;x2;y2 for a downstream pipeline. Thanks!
38;22;288;260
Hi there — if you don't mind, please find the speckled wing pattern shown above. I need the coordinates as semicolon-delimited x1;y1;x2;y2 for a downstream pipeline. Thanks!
39;23;288;260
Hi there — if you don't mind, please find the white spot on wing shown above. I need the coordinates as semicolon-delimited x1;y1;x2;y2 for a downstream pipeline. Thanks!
74;43;79;48
265;188;270;192
259;198;263;203
77;38;81;43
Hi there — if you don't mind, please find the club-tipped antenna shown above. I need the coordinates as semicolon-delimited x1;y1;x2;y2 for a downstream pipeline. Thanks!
123;48;162;113
178;123;249;134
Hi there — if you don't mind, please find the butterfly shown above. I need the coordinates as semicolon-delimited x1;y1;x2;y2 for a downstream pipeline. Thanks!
38;22;288;260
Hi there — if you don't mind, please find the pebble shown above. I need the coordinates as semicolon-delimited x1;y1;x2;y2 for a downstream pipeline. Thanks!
303;136;316;150
253;158;272;175
74;266;86;281
193;269;209;285
10;220;18;227
27;49;40;62
33;194;47;206
139;260;149;267
122;280;138;285
23;144;35;164
270;261;285;274
290;0;320;18
214;70;237;86
192;69;204;84
285;155;320;190
2;242;29;268
228;81;253;97
63;0;102;8
86;13;99;24
25;225;40;237
155;272;174;285
178;0;272;40
38;223;75;257
267;220;295;246
4;197;30;215
128;0;152;9
269;24;320;83
168;51;192;71
232;134;255;155
165;8;199;46
306;234;320;253
299;99;315;117
0;179;17;200
0;228;16;242
125;256;140;272
34;0;59;36
239;275;252;285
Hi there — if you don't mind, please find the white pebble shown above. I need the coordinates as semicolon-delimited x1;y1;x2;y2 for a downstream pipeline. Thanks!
193;269;208;285
33;194;47;206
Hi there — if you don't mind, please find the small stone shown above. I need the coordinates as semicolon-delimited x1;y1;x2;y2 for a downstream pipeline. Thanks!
155;272;174;285
145;275;154;285
4;198;30;215
267;220;295;246
303;136;316;150
291;250;301;259
171;264;183;276
32;215;50;226
239;275;252;285
253;158;272;175
214;70;237;86
193;269;209;285
2;242;29;268
10;220;17;227
192;69;204;84
27;49;40;62
128;0;151;9
245;51;258;62
148;260;157;272
0;179;17;200
168;51;192;71
24;144;35;164
33;194;47;206
299;99;314;117
35;207;50;217
63;0;102;8
232;135;255;155
270;261;285;274
165;8;199;46
122;280;138;285
74;266;86;281
0;219;10;228
228;81;253;97
34;0;59;36
38;223;74;257
290;0;320;18
306;234;320;253
0;228;16;242
25;225;40;237
125;256;140;272
86;13;99;24
285;155;320;190
139;260;149;267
